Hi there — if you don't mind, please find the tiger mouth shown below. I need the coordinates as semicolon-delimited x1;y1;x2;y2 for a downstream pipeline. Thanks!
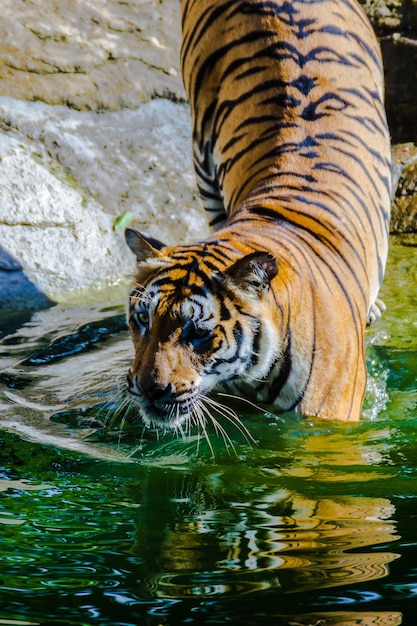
127;389;196;429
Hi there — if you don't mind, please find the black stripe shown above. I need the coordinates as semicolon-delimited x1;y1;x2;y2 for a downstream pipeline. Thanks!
219;299;231;322
181;0;237;74
301;92;349;121
266;336;292;403
212;78;289;135
192;30;277;107
248;203;363;271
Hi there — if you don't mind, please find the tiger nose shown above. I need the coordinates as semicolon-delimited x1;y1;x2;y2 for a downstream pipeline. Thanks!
138;380;174;402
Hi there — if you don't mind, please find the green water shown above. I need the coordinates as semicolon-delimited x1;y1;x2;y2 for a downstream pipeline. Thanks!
0;235;416;625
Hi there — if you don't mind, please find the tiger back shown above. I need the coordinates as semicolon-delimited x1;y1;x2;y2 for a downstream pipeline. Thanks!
125;0;391;428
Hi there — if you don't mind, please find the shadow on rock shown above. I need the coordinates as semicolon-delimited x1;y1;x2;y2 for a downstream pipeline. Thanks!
0;247;54;337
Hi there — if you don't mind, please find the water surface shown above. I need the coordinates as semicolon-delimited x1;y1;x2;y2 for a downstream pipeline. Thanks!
0;235;416;625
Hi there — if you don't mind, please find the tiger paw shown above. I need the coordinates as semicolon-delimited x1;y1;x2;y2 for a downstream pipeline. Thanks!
367;298;386;325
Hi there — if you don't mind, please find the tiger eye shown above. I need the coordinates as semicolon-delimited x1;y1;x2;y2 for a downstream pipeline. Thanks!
135;310;150;327
193;326;211;339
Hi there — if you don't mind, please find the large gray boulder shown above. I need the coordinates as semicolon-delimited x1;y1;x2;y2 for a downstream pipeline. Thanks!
0;97;207;301
0;0;208;317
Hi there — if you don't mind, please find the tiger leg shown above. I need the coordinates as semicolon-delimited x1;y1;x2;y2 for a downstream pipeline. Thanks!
299;344;367;422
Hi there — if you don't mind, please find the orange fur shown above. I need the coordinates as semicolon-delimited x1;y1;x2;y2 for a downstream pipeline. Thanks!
125;0;391;428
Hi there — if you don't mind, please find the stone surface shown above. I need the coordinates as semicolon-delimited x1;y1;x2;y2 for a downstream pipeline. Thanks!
0;0;185;109
359;0;417;143
0;0;212;309
391;143;417;232
0;96;208;300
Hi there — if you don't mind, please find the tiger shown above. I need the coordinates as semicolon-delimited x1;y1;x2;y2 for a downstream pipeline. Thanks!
124;0;391;432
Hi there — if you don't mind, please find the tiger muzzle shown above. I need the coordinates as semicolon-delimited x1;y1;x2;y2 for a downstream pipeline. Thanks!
137;380;175;403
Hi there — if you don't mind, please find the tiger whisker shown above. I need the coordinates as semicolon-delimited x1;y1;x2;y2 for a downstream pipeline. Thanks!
175;417;186;442
188;399;204;455
203;394;256;445
215;390;277;416
186;405;195;439
198;406;215;458
193;399;215;458
247;375;267;383
126;424;150;458
101;390;126;430
102;375;138;429
125;428;146;458
197;398;237;455
177;404;191;442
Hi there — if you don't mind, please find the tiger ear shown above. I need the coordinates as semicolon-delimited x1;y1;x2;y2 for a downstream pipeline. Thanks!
125;228;166;263
223;252;278;297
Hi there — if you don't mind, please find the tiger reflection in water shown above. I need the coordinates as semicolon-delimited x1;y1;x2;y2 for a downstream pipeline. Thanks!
128;468;400;625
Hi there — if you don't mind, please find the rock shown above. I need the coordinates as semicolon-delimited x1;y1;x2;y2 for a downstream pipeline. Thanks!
359;0;417;144
390;143;417;233
0;96;208;301
0;0;185;109
0;0;207;316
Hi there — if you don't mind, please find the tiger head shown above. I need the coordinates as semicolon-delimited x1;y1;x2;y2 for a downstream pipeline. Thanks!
125;228;279;430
